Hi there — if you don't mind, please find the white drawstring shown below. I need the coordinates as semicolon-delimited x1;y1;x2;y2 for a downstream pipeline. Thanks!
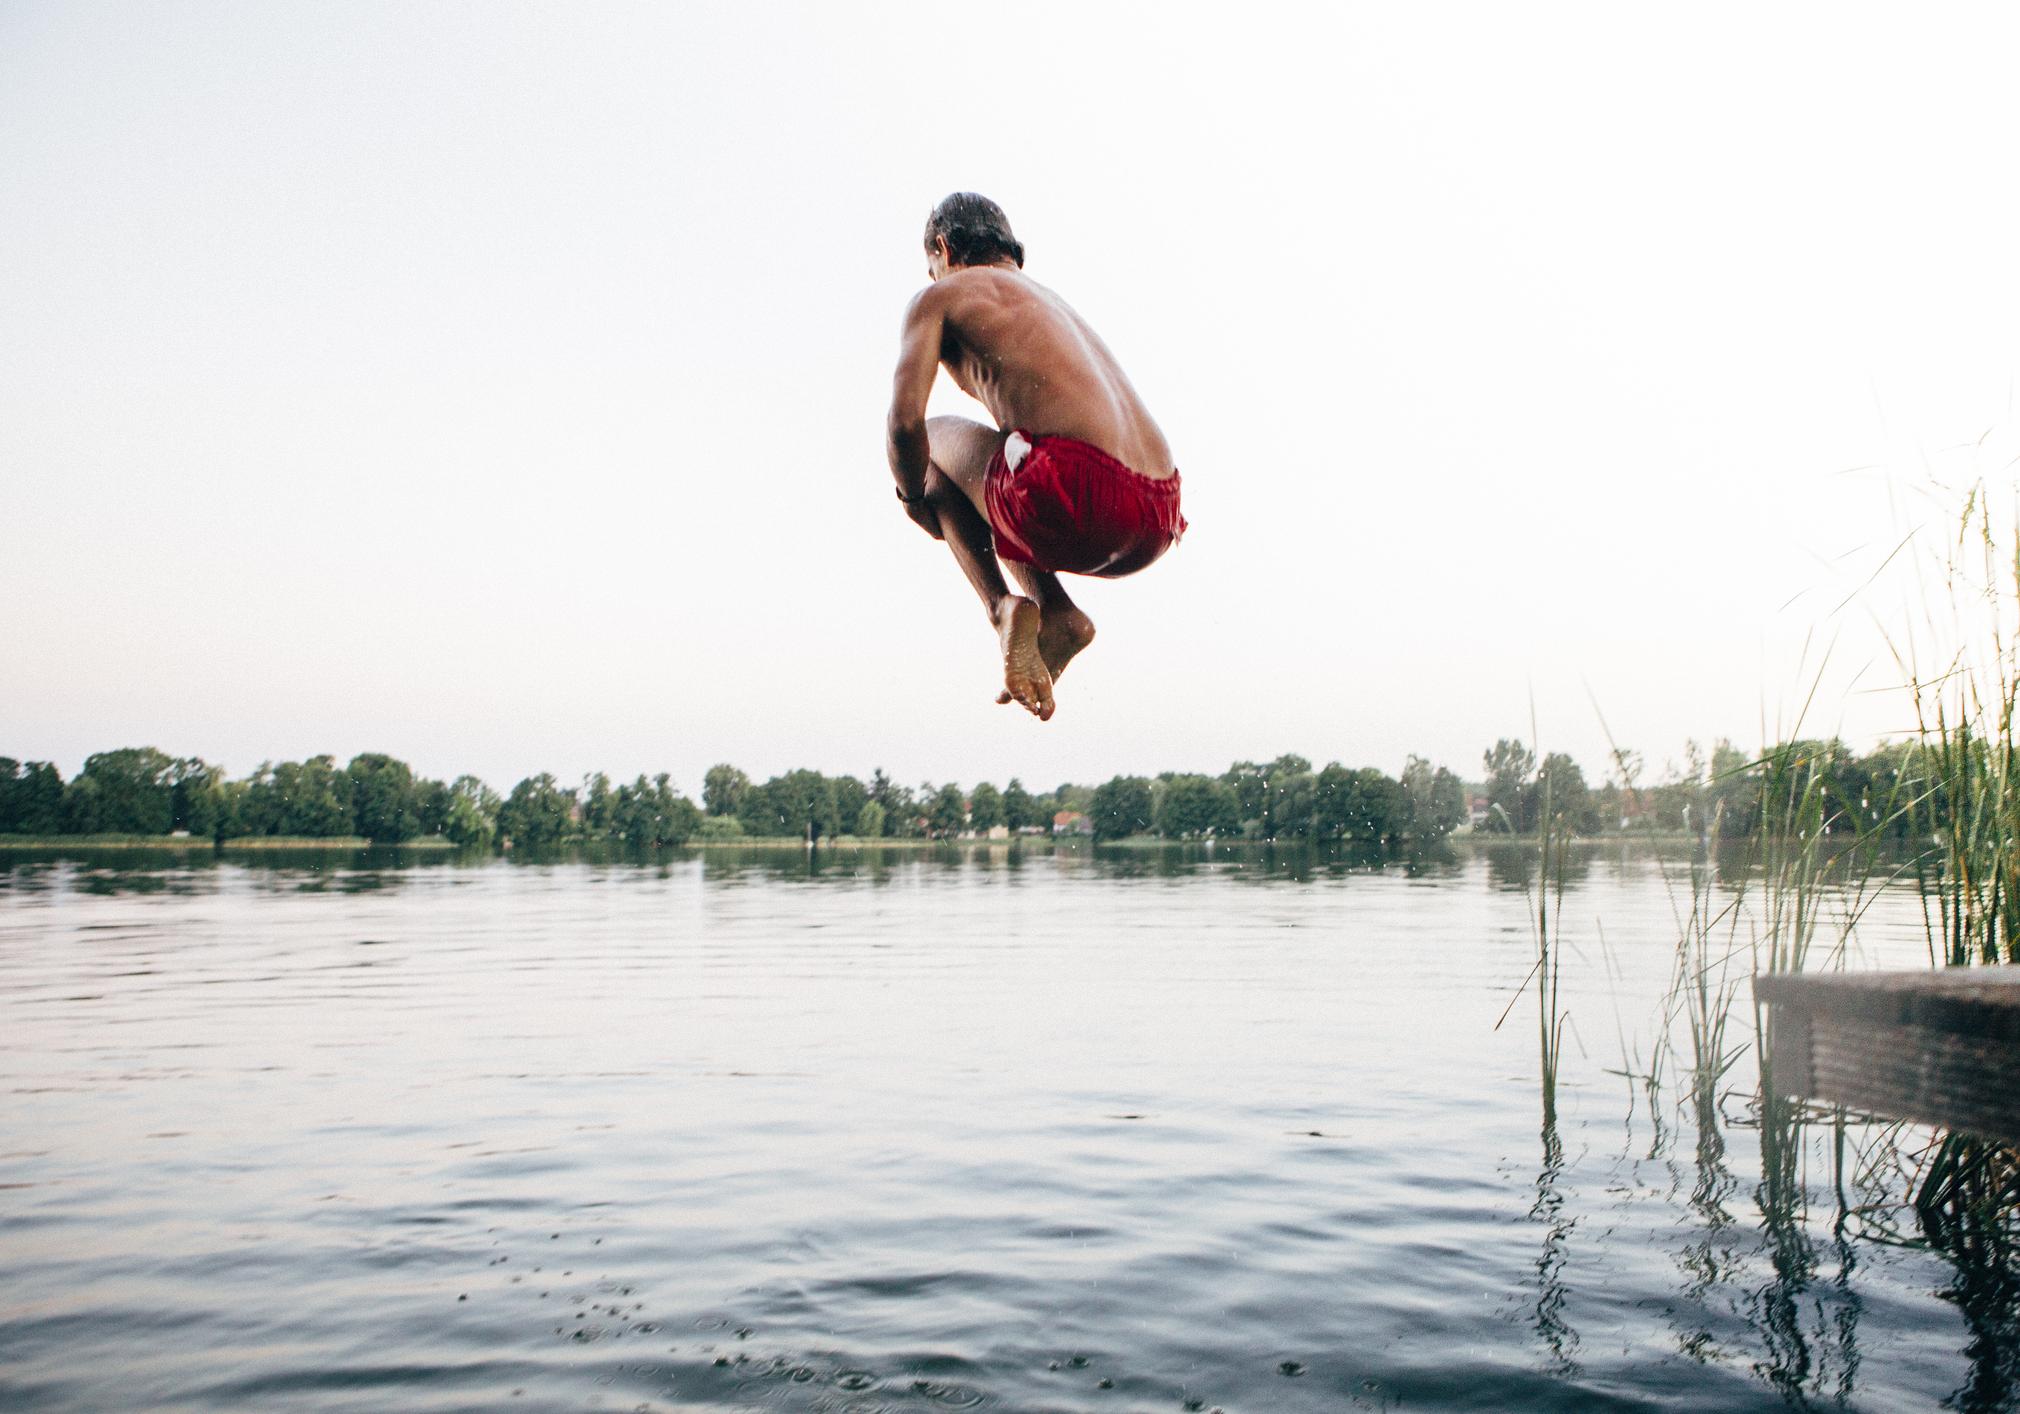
1003;430;1032;472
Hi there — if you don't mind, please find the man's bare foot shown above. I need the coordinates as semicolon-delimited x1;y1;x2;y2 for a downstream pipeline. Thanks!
993;610;1090;719
995;597;1054;720
998;607;1094;709
1038;607;1096;681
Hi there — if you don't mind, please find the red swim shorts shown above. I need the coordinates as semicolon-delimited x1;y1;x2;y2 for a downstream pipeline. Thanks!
983;431;1187;578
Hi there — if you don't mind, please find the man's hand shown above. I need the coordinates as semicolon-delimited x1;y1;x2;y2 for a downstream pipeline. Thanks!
901;491;944;541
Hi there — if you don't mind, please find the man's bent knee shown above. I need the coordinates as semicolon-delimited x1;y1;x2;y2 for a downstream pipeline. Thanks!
923;464;994;543
925;416;1004;493
922;464;957;505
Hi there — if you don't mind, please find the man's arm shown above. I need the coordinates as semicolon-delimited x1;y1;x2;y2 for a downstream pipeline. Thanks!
885;287;944;511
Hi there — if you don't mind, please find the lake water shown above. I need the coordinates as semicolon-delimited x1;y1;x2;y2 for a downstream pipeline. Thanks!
0;842;2011;1411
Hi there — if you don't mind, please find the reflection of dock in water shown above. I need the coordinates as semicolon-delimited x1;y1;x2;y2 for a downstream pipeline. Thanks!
1757;968;2020;1144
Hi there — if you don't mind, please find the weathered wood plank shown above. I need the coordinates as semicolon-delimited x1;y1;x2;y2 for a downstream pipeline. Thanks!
1754;967;2020;1145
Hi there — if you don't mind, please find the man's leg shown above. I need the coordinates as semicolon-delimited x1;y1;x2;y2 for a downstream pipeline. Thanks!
923;417;1097;688
921;417;1054;720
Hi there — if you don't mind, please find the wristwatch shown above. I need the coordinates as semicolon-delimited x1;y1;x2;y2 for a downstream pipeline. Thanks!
895;485;924;506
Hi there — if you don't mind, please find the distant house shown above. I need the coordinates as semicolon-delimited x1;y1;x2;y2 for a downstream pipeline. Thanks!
1468;792;1493;828
984;824;1010;841
1052;810;1091;836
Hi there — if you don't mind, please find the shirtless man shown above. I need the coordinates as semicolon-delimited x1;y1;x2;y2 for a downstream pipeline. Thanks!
887;192;1185;722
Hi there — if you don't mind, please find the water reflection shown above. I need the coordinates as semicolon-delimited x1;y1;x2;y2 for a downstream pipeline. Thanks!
0;841;2008;1411
1530;1124;1580;1376
1478;839;1597;895
1916;1136;2020;1411
0;839;1478;896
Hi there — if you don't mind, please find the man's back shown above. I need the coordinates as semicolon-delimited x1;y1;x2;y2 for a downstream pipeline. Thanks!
926;267;1174;479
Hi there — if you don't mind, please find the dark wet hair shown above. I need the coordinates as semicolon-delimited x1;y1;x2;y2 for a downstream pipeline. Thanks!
924;192;1025;269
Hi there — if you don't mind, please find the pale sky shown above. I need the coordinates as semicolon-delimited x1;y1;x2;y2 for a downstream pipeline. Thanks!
4;2;2017;795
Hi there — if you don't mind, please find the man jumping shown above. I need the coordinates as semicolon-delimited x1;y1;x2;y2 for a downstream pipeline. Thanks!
887;192;1186;722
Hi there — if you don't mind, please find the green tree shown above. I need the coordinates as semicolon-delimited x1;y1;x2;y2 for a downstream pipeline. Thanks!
855;799;887;839
1534;752;1597;835
171;758;238;841
968;781;1003;833
1268;765;1317;839
1354;767;1407;841
442;775;500;847
778;770;839;842
703;764;750;817
929;782;967;837
1855;739;1920;839
0;760;65;834
0;758;20;833
59;773;105;833
236;763;281;836
581;772;617;838
831;775;870;833
64;747;177;834
1312;763;1358;839
498;773;576;847
1224;754;1318;838
1311;764;1407;842
1002;777;1037;831
1778;738;1865;834
1220;761;1268;830
1706;738;1760;836
741;770;839;842
1089;775;1154;841
736;778;776;836
414;778;452;836
1483;739;1537;832
1155;774;1237;838
1400;755;1467;840
347;753;421;844
868;769;914;836
241;756;354;837
613;773;701;846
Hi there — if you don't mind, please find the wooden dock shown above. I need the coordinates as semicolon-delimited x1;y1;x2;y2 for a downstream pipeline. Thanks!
1755;968;2020;1145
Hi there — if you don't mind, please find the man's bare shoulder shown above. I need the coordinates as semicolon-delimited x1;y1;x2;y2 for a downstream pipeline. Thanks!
926;266;1054;318
900;279;955;326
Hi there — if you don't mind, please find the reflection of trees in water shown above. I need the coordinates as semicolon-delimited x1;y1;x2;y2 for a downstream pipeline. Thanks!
1530;1123;1581;1376
1480;841;1595;895
699;844;911;885
1209;840;1411;884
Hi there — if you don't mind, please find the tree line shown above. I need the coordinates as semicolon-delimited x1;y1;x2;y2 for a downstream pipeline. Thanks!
0;749;692;849
0;734;1930;849
699;754;1470;844
1477;735;1927;840
0;749;1472;847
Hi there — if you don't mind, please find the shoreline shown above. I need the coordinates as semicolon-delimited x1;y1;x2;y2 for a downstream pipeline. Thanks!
0;829;1723;852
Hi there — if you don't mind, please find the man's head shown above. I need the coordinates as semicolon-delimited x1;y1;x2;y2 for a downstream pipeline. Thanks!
924;192;1024;280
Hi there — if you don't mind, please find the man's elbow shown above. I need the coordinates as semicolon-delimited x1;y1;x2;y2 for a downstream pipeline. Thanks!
886;413;927;451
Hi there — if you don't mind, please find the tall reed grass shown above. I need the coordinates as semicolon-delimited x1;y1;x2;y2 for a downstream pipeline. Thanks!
1885;480;2020;1231
1894;481;2020;967
1490;759;1568;1128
